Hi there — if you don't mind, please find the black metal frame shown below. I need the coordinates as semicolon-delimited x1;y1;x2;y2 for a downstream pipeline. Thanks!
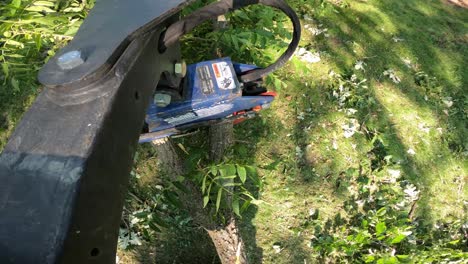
0;2;188;263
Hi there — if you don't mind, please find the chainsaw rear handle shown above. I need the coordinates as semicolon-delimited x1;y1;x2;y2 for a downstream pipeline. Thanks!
160;0;301;83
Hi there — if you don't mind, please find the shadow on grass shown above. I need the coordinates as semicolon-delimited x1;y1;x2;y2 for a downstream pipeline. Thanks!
117;141;220;264
318;0;467;151
0;84;40;150
290;0;467;223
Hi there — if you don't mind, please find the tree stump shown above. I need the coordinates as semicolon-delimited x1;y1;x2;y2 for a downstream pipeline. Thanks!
151;123;248;263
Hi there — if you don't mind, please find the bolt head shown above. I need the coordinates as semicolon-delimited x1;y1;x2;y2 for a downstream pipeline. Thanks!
174;61;187;78
57;50;84;70
154;93;172;108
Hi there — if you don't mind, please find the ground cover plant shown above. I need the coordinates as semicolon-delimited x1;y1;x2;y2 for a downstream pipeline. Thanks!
0;0;467;263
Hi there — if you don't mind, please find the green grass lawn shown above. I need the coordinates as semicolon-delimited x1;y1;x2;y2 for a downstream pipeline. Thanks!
1;0;467;263
234;1;467;262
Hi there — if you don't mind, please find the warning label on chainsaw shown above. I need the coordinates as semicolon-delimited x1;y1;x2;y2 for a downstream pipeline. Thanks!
196;65;214;94
212;62;236;90
164;111;197;125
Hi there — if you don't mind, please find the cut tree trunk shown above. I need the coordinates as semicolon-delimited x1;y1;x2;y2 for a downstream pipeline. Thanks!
209;121;234;161
207;121;248;264
151;138;184;176
207;217;248;264
151;125;248;263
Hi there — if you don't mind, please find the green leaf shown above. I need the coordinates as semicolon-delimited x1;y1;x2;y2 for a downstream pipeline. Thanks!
148;222;161;232
5;54;25;58
245;165;259;185
236;165;247;183
218;167;226;178
364;255;375;263
3;31;12;38
216;188;223;212
201;174;207;193
164;190;182;208
376;207;387;217
391;234;406;244
172;181;188;193
2;63;9;79
223;164;236;176
133;211;150;218
203;195;209;208
230;34;239;51
250;199;264;205
222;182;242;187
375;222;386;236
274;78;282;91
33;1;55;7
25;6;56;13
151;214;170;228
206;182;213;196
448;239;460;245
216;175;237;180
361;219;368;228
10;0;21;16
232;197;240;217
63;6;85;12
209;166;218;176
64;26;79;36
234;10;251;21
11;78;19;92
240;200;251;213
3;39;24;48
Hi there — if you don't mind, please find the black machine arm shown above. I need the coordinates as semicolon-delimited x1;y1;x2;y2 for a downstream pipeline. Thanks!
38;0;196;88
0;0;300;263
39;0;301;88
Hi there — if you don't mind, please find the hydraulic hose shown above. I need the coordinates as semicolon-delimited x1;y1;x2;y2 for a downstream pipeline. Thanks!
159;0;301;83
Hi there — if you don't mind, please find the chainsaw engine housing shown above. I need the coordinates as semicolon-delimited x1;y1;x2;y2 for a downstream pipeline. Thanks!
140;57;275;142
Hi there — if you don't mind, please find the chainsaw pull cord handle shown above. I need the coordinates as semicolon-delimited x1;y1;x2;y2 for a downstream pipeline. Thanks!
159;0;301;83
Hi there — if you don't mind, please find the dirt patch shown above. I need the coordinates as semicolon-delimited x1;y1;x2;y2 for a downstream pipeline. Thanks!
444;0;468;8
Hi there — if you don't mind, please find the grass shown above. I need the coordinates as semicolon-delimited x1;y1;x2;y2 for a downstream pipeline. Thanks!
237;1;467;262
0;0;90;148
0;0;467;263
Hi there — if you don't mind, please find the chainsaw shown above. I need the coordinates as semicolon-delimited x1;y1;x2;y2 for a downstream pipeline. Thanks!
140;59;278;142
0;0;300;263
141;0;301;142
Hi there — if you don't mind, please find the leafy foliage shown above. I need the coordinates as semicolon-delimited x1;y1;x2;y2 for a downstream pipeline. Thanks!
120;164;195;249
328;70;374;111
0;0;93;89
0;0;94;148
193;163;261;217
309;154;467;263
181;0;291;91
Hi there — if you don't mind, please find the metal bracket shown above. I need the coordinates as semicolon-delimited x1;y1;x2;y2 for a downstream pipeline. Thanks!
0;1;191;263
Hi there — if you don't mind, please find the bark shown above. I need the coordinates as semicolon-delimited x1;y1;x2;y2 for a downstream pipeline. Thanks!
152;131;248;264
208;121;247;264
151;138;185;176
209;121;234;162
207;217;248;264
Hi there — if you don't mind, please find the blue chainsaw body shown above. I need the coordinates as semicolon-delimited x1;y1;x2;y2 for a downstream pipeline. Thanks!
139;57;275;143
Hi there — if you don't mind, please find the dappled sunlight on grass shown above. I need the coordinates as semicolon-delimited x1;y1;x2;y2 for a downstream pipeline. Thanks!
374;82;466;220
240;0;467;260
